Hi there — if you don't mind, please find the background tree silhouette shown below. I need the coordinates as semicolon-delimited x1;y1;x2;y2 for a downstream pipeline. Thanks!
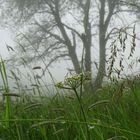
0;0;139;91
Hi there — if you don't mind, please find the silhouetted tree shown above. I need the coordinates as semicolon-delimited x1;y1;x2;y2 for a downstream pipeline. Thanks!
0;0;138;91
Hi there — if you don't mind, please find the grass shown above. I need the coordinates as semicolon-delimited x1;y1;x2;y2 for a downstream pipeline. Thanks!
0;68;140;140
0;48;140;140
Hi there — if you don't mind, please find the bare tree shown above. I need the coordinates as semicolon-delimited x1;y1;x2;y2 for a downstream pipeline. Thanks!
93;0;118;89
0;0;137;91
1;0;92;82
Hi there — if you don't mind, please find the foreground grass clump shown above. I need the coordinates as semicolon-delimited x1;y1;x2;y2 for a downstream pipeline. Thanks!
0;75;140;140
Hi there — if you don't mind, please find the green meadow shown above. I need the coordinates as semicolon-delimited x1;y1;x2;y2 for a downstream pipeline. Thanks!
0;58;140;140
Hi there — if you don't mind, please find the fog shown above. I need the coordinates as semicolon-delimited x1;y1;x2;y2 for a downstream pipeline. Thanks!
0;1;140;139
0;0;140;94
0;29;12;58
0;26;140;88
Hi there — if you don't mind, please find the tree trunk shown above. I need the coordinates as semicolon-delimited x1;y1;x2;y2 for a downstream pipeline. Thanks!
53;1;81;74
93;36;106;90
93;0;115;91
93;0;106;90
82;0;93;92
84;0;92;74
69;48;81;74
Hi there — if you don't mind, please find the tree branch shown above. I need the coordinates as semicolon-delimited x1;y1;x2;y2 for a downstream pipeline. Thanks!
34;20;66;44
41;54;69;77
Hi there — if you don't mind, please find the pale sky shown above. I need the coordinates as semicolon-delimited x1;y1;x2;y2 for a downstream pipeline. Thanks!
0;27;140;81
0;29;13;58
0;18;140;86
0;29;69;85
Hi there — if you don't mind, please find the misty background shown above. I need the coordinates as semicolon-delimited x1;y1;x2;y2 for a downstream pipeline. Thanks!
0;0;140;95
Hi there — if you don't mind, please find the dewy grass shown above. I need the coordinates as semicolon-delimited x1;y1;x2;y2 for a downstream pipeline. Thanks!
0;78;140;139
56;73;91;139
0;26;140;139
0;57;11;128
0;62;140;139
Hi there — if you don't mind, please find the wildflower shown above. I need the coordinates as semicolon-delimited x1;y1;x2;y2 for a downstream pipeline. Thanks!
55;82;64;89
56;72;91;89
